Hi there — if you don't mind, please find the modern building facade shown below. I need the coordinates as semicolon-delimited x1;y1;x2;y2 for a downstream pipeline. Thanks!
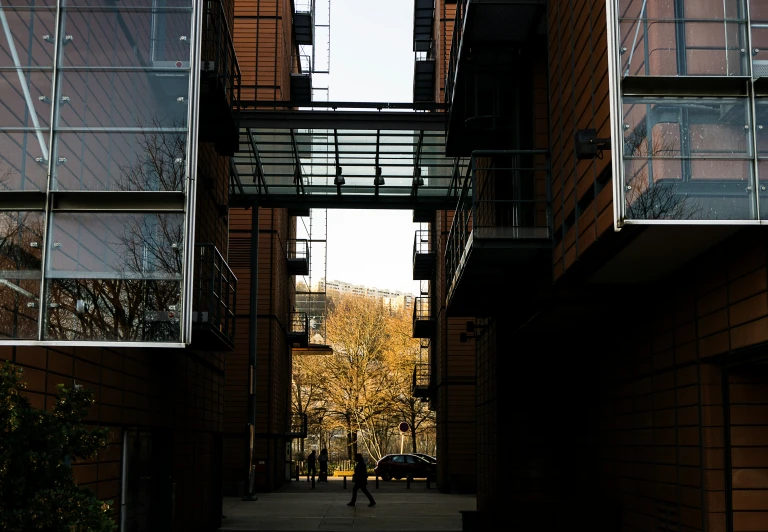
430;0;768;531
6;1;768;532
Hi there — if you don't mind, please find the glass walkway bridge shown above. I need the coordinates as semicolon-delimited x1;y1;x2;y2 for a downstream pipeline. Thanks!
230;102;468;210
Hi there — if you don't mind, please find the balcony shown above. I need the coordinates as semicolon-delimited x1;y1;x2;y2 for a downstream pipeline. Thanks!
287;239;309;276
288;311;309;348
294;1;314;46
445;150;551;317
413;230;435;280
200;0;241;156
412;297;435;338
445;0;546;155
291;54;313;103
412;362;431;399
191;244;237;351
413;39;436;103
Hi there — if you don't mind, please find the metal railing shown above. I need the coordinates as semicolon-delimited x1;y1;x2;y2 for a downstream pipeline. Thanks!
192;243;237;346
412;362;430;396
445;0;469;114
287;239;309;261
445;150;551;293
290;311;309;336
413;230;432;256
413;297;432;322
288;412;308;438
201;0;241;109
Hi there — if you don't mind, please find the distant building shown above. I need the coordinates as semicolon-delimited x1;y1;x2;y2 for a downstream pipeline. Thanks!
319;279;414;312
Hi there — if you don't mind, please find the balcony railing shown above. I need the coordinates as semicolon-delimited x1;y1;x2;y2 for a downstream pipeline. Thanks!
413;229;435;280
192;243;237;351
445;0;468;114
412;297;435;338
412;362;431;399
288;311;309;347
446;150;551;304
287;239;310;275
201;0;241;109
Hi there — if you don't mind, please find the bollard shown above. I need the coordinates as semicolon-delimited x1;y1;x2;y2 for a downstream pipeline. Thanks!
375;475;379;489
407;475;411;489
311;475;315;489
343;475;347;489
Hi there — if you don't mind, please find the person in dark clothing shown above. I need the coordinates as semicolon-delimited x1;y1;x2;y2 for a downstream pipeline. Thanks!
319;448;329;482
347;453;376;507
307;450;317;479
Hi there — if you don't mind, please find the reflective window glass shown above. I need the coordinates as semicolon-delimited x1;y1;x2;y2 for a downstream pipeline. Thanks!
0;8;57;68
623;97;754;220
47;212;184;278
0;211;43;339
0;69;52;128
0;130;49;191
56;69;189;129
618;0;747;77
53;132;187;191
59;6;193;68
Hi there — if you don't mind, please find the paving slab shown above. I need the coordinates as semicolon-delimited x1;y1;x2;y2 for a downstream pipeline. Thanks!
220;476;475;532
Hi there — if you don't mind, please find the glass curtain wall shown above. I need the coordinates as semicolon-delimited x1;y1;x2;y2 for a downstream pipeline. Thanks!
613;0;768;223
0;0;200;344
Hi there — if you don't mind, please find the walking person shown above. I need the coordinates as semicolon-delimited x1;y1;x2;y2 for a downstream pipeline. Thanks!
347;453;376;507
319;448;329;482
307;449;317;480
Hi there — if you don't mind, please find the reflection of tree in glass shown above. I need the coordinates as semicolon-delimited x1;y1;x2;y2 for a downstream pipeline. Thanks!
624;122;703;220
46;215;183;343
0;212;43;339
115;117;186;192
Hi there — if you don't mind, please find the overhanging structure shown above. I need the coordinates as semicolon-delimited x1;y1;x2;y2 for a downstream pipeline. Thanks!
229;103;468;210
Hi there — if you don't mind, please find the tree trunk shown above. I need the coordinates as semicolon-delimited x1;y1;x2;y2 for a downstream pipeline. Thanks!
346;415;355;460
410;411;418;453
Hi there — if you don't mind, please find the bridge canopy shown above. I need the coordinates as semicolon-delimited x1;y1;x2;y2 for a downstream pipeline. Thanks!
230;104;468;210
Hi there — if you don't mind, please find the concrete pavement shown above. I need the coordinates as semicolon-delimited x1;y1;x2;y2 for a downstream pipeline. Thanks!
220;476;475;532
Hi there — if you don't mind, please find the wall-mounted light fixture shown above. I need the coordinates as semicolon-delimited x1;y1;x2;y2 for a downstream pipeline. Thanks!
575;128;611;160
459;320;484;342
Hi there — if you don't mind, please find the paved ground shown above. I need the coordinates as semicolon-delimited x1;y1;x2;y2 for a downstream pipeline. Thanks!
220;476;475;532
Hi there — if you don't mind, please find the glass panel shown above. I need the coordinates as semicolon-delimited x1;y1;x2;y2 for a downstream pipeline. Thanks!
56;69;189;129
0;130;49;191
60;7;193;68
0;8;57;68
45;278;181;342
623;97;755;220
0;69;52;127
47;212;183;278
618;0;747;77
52;131;186;191
753;0;768;77
755;98;768;218
0;211;42;339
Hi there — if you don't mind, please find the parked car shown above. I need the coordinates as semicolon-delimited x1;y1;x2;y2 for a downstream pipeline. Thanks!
412;453;436;464
374;454;436;481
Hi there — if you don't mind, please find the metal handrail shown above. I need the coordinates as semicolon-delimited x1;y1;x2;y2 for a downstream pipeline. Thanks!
412;362;430;393
445;0;468;115
192;243;237;344
287;239;309;261
413;230;432;256
445;150;551;295
290;311;309;335
413;297;431;321
201;0;242;110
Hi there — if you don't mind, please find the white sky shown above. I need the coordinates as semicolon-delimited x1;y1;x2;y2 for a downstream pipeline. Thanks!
314;0;422;296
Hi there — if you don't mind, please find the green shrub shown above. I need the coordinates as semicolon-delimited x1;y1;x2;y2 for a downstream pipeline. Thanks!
0;362;115;532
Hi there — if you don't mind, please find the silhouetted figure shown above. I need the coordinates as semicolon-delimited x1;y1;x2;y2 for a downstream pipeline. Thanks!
307;450;317;480
319;448;329;482
347;453;376;507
